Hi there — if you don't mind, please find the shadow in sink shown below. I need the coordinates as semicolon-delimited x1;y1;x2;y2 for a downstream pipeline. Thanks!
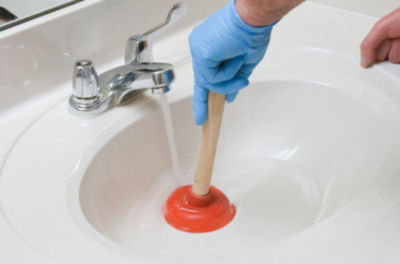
79;79;391;257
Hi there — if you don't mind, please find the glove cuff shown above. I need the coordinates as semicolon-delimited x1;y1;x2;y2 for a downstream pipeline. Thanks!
229;0;278;35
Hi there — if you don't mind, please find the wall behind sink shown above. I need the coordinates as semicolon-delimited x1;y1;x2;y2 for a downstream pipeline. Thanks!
310;0;400;17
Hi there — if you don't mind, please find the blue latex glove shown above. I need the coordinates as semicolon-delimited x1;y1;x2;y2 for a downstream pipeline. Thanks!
189;0;276;125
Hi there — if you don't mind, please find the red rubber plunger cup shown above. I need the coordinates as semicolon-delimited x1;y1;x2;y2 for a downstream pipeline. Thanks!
164;92;236;233
165;185;235;233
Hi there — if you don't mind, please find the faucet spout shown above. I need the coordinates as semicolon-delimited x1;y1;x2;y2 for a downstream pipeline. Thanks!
99;62;174;105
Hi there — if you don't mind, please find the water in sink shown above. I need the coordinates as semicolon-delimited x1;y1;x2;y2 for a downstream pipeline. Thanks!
113;92;322;255
114;155;320;257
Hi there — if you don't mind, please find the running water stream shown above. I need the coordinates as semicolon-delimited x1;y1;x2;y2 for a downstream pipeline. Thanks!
158;93;184;185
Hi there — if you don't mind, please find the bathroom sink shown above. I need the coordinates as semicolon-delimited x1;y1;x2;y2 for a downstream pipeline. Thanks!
1;2;400;263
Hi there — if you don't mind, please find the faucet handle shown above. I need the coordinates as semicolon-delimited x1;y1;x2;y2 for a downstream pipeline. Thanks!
142;2;187;39
125;2;187;64
70;60;100;110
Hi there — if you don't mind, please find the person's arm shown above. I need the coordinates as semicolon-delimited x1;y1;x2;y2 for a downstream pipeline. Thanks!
236;0;303;26
361;8;400;68
189;0;304;125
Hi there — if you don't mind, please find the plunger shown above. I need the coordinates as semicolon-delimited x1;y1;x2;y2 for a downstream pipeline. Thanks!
164;91;236;233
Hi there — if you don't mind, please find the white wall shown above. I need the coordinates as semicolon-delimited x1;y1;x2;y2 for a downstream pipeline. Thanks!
310;0;400;17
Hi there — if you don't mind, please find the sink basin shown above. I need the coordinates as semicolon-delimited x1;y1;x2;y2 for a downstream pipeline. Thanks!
79;76;388;256
1;2;400;263
78;51;398;258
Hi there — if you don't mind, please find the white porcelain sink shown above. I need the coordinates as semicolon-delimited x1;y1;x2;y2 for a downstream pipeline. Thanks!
1;2;400;263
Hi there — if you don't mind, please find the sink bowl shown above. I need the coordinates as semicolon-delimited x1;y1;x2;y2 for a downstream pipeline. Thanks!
80;78;387;257
1;3;400;263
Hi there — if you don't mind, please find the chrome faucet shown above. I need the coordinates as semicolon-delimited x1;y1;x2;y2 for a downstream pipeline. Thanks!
69;2;187;115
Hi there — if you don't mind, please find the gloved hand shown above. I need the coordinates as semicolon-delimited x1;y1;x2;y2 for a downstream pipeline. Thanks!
189;0;277;125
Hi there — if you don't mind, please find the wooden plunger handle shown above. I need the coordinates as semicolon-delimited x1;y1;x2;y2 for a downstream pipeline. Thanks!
192;91;226;196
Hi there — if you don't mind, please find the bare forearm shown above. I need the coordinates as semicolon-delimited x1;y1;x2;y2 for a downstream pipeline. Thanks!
235;0;304;26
